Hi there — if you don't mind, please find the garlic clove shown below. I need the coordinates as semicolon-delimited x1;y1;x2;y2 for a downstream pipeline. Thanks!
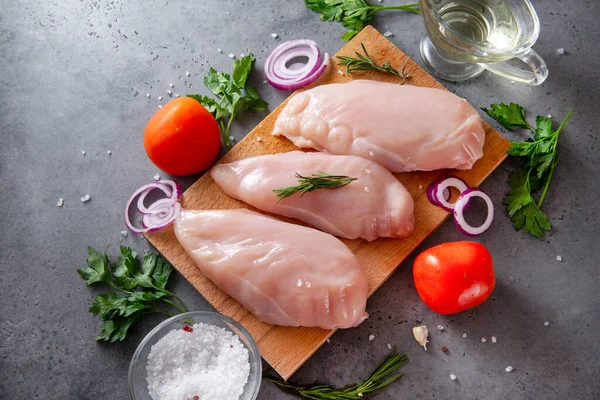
412;325;429;350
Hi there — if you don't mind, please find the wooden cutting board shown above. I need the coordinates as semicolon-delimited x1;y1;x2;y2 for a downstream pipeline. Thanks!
145;25;511;380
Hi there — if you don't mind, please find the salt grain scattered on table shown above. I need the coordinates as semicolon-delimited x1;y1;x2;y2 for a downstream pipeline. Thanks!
153;173;161;181
174;93;179;98
146;93;150;98
556;255;562;261
57;198;64;207
509;276;515;282
158;105;162;109
217;48;223;53
80;195;91;203
463;332;467;338
437;325;444;331
121;230;128;237
271;33;278;38
368;334;375;341
167;90;172;95
544;321;550;326
326;338;331;343
557;48;565;55
450;374;457;381
228;53;236;59
158;95;163;101
387;343;392;350
505;366;514;373
107;150;111;155
186;71;190;77
146;322;250;400
383;31;393;37
491;336;497;343
546;114;552;118
169;83;174;88
481;337;487;343
81;150;86;155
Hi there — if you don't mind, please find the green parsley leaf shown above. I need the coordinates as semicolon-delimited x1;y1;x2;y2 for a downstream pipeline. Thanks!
305;0;420;41
149;254;172;290
232;54;255;88
534;115;553;140
97;313;144;342
481;102;532;130
188;53;268;150
486;102;572;238
77;247;111;285
78;246;188;342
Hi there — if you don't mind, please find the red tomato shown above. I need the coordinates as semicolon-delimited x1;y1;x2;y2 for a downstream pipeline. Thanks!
413;241;495;314
144;97;220;176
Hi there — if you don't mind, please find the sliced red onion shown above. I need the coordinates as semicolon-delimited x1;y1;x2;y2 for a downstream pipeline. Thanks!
265;39;329;91
430;177;469;211
125;181;182;233
453;188;494;236
426;181;450;207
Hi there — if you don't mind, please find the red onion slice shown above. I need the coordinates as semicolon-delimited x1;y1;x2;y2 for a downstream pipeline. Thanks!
265;39;329;91
431;177;469;211
453;188;494;236
125;181;182;233
426;181;450;207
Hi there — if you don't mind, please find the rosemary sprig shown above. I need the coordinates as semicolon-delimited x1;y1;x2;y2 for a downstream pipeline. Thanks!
337;43;410;83
273;171;358;202
266;348;409;399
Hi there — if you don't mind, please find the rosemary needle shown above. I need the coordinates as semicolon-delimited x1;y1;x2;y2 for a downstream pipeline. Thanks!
337;43;410;83
273;171;358;202
265;348;409;399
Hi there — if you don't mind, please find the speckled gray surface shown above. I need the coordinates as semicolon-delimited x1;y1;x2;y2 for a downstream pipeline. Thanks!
1;0;598;399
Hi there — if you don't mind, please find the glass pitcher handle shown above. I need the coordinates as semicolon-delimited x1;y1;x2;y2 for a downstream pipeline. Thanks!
478;48;548;86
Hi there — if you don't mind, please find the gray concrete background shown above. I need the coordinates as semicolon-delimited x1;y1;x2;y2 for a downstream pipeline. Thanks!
1;0;598;399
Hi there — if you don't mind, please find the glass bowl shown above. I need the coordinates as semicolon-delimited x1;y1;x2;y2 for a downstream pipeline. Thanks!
128;311;262;400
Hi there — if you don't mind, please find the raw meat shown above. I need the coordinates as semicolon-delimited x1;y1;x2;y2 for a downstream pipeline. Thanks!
211;151;414;241
272;80;485;172
174;209;368;329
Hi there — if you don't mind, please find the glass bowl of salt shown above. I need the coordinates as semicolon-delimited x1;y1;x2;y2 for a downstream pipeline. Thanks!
128;311;262;400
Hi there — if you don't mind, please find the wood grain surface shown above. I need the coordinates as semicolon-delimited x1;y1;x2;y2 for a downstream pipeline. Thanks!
145;26;511;380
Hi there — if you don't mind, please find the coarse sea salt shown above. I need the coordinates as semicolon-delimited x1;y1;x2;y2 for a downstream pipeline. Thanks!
146;322;250;400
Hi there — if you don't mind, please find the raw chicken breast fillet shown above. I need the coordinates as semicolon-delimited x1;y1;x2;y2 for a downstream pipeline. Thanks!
211;151;415;241
174;209;368;329
272;80;486;172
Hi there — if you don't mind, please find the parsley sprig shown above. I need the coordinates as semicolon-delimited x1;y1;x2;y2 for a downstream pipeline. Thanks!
305;0;420;41
78;246;188;342
189;54;268;150
482;103;573;238
266;348;408;399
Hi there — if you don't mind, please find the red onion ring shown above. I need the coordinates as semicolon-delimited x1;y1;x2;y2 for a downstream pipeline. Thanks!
426;182;450;207
265;39;329;91
453;188;494;236
125;181;182;233
427;177;469;211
